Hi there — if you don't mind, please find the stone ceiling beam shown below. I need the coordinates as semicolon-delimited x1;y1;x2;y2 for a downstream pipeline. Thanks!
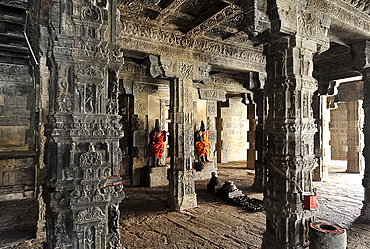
186;4;242;38
155;0;188;23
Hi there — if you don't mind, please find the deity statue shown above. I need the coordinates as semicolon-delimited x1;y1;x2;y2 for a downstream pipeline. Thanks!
148;119;166;167
195;121;210;162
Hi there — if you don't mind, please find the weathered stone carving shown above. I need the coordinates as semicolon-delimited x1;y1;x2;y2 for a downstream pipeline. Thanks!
262;30;324;248
149;55;164;78
308;0;370;33
45;0;125;248
198;89;226;101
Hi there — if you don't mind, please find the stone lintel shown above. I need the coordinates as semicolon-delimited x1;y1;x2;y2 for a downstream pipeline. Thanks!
336;80;363;101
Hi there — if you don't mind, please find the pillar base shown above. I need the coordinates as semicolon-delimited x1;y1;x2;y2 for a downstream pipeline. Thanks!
168;170;197;211
262;232;308;249
361;200;370;222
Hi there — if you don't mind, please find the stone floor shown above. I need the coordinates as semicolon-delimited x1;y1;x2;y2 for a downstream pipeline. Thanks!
313;161;369;249
1;161;370;248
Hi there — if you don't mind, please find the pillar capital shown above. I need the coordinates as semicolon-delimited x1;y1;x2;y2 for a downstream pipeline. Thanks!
255;1;330;53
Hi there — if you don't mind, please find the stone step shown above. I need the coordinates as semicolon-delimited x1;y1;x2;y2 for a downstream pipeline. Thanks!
0;31;26;41
0;43;29;65
0;13;25;25
0;43;28;54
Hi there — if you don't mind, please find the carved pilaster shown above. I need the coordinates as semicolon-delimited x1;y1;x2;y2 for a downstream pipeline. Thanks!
45;1;125;248
263;35;319;249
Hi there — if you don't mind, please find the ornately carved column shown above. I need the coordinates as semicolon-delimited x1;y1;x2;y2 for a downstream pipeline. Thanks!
361;69;370;220
45;1;125;248
263;35;318;249
351;40;370;220
168;77;197;210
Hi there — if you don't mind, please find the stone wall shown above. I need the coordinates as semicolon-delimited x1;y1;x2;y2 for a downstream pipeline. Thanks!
221;98;249;162
330;103;348;160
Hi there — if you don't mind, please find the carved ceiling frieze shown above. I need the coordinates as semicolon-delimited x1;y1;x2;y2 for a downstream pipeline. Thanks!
308;0;370;34
341;0;370;15
118;20;265;72
187;4;241;37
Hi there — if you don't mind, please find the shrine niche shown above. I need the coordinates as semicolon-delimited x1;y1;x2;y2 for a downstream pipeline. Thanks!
116;60;171;186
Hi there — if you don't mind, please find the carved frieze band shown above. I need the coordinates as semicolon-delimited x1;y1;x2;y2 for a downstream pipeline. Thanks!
118;21;266;72
0;0;27;9
159;57;211;83
198;89;226;102
308;0;370;33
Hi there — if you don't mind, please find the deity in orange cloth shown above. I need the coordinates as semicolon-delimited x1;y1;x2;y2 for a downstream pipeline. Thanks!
195;121;210;162
148;119;166;167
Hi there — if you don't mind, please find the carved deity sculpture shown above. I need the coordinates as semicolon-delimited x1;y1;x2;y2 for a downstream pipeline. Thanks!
148;119;166;167
195;121;210;162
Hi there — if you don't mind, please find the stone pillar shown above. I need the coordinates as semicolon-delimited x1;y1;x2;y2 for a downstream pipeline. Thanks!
346;100;364;173
351;41;369;221
330;102;348;160
247;103;257;169
252;89;266;191
168;78;197;210
206;100;217;164
313;94;330;182
361;69;370;220
335;80;364;173
132;83;149;185
151;57;211;211
262;35;319;249
45;1;125;248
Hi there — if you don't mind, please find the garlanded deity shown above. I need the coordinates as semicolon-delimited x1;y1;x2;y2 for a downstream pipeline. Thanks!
148;119;166;167
195;120;210;162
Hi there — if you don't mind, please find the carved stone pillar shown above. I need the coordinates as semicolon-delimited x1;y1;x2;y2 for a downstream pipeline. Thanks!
361;69;370;220
132;83;149;185
313;94;330;182
336;81;365;173
263;35;319;249
346;100;364;173
247;103;257;169
156;58;211;211
168;78;197;210
252;89;266;191
351;41;369;221
45;1;125;248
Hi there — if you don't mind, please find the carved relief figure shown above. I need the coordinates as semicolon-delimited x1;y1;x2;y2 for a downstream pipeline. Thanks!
148;119;166;167
195;121;210;162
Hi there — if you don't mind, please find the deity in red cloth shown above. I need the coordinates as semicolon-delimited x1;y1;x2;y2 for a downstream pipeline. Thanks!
148;119;166;167
195;121;210;162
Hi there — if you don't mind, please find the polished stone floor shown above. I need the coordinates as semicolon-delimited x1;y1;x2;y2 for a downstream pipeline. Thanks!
1;161;370;248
